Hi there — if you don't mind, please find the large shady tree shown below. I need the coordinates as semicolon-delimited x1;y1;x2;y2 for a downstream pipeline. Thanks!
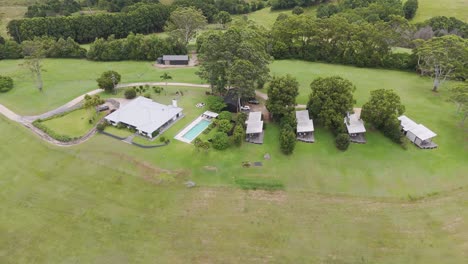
165;7;207;47
414;35;468;92
266;74;299;121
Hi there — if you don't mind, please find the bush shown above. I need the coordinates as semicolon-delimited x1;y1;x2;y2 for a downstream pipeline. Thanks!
217;119;233;133
292;6;304;15
211;132;230;150
206;95;227;112
218;111;232;121
96;121;108;132
33;120;75;142
124;88;136;99
279;124;296;155
159;136;166;142
335;133;350;151
403;0;418;19
231;124;245;146
0;76;14;93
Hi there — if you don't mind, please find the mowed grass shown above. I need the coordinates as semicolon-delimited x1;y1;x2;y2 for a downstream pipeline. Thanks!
1;115;468;262
40;108;104;138
234;6;318;29
412;0;468;22
0;59;200;115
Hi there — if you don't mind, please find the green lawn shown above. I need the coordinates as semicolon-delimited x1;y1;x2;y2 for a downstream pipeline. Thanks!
103;125;135;138
233;6;318;29
0;59;201;115
1;114;468;262
412;0;468;22
40;108;104;138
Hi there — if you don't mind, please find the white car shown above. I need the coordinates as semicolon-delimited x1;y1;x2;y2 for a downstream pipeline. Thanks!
240;105;250;111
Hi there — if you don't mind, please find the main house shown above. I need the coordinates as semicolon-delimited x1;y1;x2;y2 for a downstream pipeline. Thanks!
398;115;437;149
344;109;366;143
245;111;264;144
105;96;183;138
296;110;314;143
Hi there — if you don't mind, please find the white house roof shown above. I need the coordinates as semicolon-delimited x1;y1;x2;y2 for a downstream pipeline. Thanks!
203;111;218;118
247;111;262;122
344;112;366;134
398;115;419;131
398;115;437;141
105;97;182;134
296;110;314;132
163;55;189;61
246;121;263;134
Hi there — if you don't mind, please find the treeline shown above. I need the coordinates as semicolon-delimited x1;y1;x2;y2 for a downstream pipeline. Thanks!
317;0;405;22
173;0;266;22
415;16;468;39
8;3;171;43
270;15;416;70
25;0;81;18
0;34;184;61
270;0;328;10
87;33;186;61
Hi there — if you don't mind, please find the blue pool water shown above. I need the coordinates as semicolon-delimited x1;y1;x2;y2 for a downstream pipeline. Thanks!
182;119;211;141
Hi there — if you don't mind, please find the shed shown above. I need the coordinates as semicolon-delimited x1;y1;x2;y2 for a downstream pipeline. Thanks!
160;55;189;65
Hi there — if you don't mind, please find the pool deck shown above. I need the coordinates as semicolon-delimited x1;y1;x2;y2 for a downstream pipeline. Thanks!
174;116;210;144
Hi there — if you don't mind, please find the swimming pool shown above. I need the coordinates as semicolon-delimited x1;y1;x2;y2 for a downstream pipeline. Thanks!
182;119;211;141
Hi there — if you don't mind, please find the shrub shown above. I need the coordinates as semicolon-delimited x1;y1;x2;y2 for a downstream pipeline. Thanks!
159;136;166;142
235;112;248;127
335;133;350;151
32;120;75;142
279;124;296;155
206;95;227;112
231;124;245;146
211;132;230;150
96;121;108;132
0;76;14;93
218;111;232;121
292;6;304;15
124;88;137;99
217;119;233;133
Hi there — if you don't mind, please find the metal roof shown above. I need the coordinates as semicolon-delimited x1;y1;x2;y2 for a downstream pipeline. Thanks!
246;121;263;134
203;111;218;118
344;113;366;134
296;110;314;132
398;115;437;141
163;55;189;61
105;97;182;134
247;111;262;122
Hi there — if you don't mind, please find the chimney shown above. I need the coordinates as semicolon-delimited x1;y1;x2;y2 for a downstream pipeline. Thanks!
172;99;178;108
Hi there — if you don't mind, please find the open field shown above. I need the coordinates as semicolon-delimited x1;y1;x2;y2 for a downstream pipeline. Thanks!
40;108;104;138
1;113;468;262
413;0;468;22
0;59;200;115
234;6;318;29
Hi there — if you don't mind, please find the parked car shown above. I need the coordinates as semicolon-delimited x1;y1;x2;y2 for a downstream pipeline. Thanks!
240;105;250;111
248;99;259;104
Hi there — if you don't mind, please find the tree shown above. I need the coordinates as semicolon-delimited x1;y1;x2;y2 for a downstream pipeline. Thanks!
403;0;418;19
361;89;405;143
228;59;257;110
449;84;468;125
206;95;227;112
22;41;45;92
266;75;299;121
292;6;304;15
307;76;356;134
97;70;121;93
212;132;230;150
217;119;233;133
160;72;172;90
153;86;164;95
216;11;232;28
124;88;137;99
335;133;350;151
218;111;232;121
83;94;104;109
231;124;245;146
165;7;207;46
0;76;14;93
279;124;296;155
414;35;468;92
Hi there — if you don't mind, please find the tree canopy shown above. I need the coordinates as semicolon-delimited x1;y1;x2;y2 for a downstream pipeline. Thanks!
266;75;299;121
97;71;121;93
307;76;356;133
414;35;468;91
165;7;207;46
0;76;14;93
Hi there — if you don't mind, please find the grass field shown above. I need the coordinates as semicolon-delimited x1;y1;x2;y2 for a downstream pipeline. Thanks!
40;108;104;138
413;0;468;22
0;59;200;115
1;113;468;262
234;6;318;29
